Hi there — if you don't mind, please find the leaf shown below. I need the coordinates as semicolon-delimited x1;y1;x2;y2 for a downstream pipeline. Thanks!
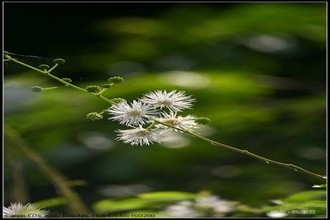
35;197;67;209
93;198;151;214
138;191;196;202
262;190;326;217
284;190;325;203
93;191;196;214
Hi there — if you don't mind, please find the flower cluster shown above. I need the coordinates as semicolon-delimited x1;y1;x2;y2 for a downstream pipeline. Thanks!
107;90;201;146
164;195;235;217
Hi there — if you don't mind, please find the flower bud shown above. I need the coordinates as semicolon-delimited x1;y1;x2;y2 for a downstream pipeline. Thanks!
102;84;112;88
62;78;72;83
110;98;127;103
108;76;124;84
86;85;101;93
86;112;103;121
53;58;66;65
39;64;50;70
31;86;43;92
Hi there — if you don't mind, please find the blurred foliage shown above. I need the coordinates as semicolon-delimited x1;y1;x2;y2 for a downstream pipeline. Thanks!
4;2;326;217
262;189;326;217
92;189;326;217
93;191;196;214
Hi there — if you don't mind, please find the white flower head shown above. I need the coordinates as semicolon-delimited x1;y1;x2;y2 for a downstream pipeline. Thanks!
3;202;48;218
156;111;199;132
195;195;234;216
116;126;163;146
266;210;288;218
163;195;235;217
140;90;195;112
107;100;156;126
165;201;200;217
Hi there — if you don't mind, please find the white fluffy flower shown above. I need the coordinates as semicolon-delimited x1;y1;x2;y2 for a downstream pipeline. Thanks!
3;203;48;218
164;201;200;217
140;90;195;112
266;211;288;218
107;100;156;126
164;195;235;218
116;126;163;146
155;111;199;131
195;195;234;216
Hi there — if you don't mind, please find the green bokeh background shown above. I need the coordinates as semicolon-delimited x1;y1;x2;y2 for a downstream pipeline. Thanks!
4;2;326;216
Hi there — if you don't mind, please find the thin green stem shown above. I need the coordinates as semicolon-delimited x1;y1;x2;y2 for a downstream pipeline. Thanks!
48;63;59;73
42;86;62;90
5;125;90;213
98;94;115;104
153;119;326;181
5;55;115;105
5;54;46;74
97;88;108;96
146;121;156;130
44;70;87;93
98;110;106;115
188;131;326;181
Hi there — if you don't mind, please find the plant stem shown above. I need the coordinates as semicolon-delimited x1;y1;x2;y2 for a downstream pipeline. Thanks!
42;86;62;90
189;131;326;181
4;54;115;105
153;120;326;181
97;88;108;96
9;159;29;203
5;125;90;213
48;63;59;73
5;54;46;74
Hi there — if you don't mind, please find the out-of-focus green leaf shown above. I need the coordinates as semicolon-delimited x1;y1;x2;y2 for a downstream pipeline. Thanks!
262;190;326;217
35;197;67;209
93;191;196;214
93;198;151;214
138;191;196;201
284;190;325;203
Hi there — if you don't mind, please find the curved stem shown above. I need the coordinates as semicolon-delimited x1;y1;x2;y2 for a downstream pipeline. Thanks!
4;54;115;105
153;119;326;181
5;125;90;213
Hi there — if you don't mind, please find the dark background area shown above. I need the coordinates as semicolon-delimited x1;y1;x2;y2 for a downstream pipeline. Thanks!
4;2;326;216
